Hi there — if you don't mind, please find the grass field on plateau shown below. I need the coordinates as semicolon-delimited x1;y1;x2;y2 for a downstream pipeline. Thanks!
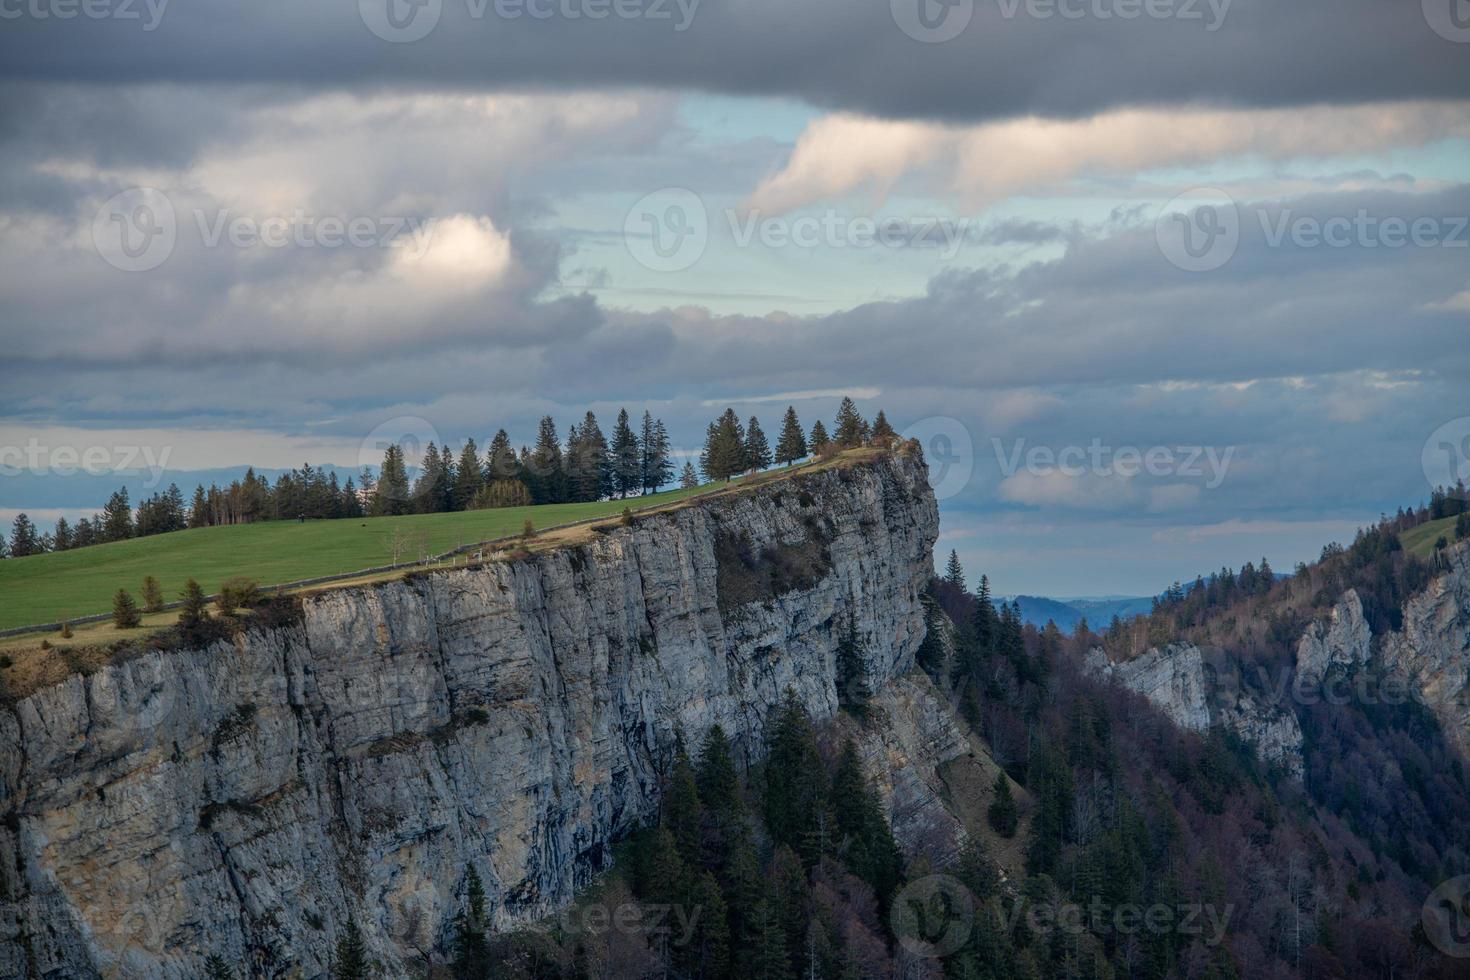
0;477;739;631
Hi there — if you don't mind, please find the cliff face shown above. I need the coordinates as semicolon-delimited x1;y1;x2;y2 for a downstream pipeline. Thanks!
0;454;939;979
1086;545;1470;778
1381;543;1470;756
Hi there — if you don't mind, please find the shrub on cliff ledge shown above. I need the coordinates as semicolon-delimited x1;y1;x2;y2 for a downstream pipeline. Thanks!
217;576;261;615
112;588;141;629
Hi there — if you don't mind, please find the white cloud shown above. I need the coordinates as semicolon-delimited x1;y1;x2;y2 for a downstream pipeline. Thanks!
748;102;1470;214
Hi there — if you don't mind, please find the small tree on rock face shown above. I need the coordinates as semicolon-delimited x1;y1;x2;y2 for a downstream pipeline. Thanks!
331;918;369;980
453;866;490;980
203;955;235;980
775;406;807;466
988;772;1018;838
141;575;164;613
112;588;141;629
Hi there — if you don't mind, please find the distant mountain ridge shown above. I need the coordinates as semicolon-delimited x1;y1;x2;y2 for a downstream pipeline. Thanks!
993;593;1154;632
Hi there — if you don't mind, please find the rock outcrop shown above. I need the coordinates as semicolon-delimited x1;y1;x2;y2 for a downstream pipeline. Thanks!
1295;589;1371;685
1085;643;1210;732
1085;642;1304;777
0;453;939;979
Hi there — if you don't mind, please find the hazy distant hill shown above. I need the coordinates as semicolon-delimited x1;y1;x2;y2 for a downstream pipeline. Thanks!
994;594;1154;632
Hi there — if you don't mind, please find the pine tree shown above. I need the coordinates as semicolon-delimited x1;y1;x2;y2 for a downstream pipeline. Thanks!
374;444;411;516
51;517;72;552
686;872;731;979
664;741;703;866
763;691;828;865
567;412;612;503
112;588;141;628
452;439;484;511
742;900;793;980
452;865;490;980
808;420;831;455
832;397;868;449
141;575;164;613
611;408;641;497
774;406;807;466
203;955;235;980
646;827;688;908
680;461;700;489
973;574;997;657
190;485;210;527
945;550;966;590
413;442;455;513
647;418;674;492
870;409;896;445
830;740;903;903
102;488;134;541
9;513;42;557
639;412;674;493
697;724;740;819
331;918;369;980
701;410;747;482
988;772;1018;837
526;416;567;504
744;416;773;472
179;579;209;633
485;429;519;481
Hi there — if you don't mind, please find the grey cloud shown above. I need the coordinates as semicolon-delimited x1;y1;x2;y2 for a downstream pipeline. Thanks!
0;2;1465;123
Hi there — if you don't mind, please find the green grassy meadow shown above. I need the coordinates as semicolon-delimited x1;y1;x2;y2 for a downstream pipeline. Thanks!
1401;513;1464;560
0;480;727;631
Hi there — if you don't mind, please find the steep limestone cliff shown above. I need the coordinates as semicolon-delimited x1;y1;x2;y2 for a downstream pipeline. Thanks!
0;453;938;979
1085;544;1470;779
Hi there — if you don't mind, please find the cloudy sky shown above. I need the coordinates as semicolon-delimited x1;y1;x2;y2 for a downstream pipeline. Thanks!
1;0;1468;595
